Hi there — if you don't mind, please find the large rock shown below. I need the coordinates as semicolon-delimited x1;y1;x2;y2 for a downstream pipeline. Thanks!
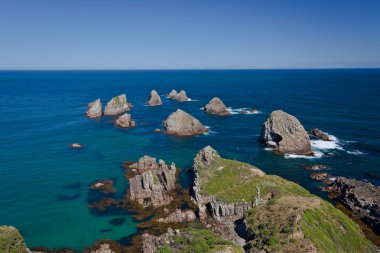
104;94;132;116
310;128;331;141
167;89;178;98
260;110;312;155
167;89;189;102
0;226;29;253
115;113;135;128
163;109;208;136
146;90;162;106
127;155;176;207
86;99;102;118
203;97;230;116
330;177;380;234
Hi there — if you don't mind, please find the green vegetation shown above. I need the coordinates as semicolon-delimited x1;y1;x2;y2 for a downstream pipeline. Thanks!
0;226;28;253
157;228;244;253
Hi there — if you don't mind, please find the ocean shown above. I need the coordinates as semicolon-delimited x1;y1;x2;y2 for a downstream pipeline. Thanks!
0;69;379;250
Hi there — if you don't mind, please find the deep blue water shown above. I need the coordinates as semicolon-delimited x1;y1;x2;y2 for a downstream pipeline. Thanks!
0;69;380;250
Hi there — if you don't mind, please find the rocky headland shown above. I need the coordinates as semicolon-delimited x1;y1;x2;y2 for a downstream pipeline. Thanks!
146;90;162;106
203;97;230;116
104;94;132;116
260;110;312;155
115;113;136;128
163;109;208;136
86;99;102;118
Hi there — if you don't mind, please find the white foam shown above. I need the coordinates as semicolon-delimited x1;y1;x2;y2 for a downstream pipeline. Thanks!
346;150;365;155
284;150;324;159
187;98;199;102
227;107;262;115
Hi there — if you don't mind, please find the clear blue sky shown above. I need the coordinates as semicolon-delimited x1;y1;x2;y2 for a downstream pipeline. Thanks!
1;0;379;69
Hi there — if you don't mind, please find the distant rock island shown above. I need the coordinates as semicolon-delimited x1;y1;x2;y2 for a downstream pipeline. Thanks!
167;89;189;102
115;113;135;128
85;99;102;118
163;109;208;136
146;90;162;106
203;97;230;116
104;94;132;116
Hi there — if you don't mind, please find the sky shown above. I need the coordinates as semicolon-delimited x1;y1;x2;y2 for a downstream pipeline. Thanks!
0;0;379;70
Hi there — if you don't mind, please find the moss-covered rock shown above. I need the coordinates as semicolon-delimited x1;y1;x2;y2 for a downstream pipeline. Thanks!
0;225;29;253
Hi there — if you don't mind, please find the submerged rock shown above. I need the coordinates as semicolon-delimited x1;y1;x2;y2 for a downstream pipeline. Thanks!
115;113;135;128
310;128;331;141
0;226;29;253
167;89;178;98
127;155;176;207
104;94;132;116
302;164;330;171
163;109;208;136
203;97;230;116
90;179;116;194
260;110;312;155
331;177;380;234
146;90;162;106
157;209;196;223
86;99;102;118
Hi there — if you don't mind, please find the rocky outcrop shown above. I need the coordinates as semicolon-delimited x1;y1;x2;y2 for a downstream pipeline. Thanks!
163;109;208;136
260;110;312;155
70;143;83;148
310;128;331;141
86;99;102;118
127;155;176;207
104;94;132;116
203;97;230;116
141;228;178;253
0;226;29;253
90;179;116;194
330;177;380;234
157;209;196;223
146;90;162;106
115;113;135;128
302;164;330;171
89;243;115;253
167;89;189;101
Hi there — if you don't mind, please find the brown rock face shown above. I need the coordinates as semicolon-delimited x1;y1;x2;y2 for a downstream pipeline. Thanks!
147;90;162;106
86;99;102;118
157;209;196;223
167;89;178;98
128;155;176;207
167;89;189;101
310;128;331;141
203;97;230;116
115;113;135;128
260;110;312;155
331;177;380;234
163;109;208;136
104;94;132;116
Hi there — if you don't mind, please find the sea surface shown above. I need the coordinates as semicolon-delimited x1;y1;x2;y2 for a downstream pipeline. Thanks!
0;69;379;250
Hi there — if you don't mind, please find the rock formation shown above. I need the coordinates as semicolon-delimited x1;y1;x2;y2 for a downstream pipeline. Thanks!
260;110;312;155
167;89;178;98
90;179;116;194
146;90;162;106
127;155;176;207
70;143;83;148
203;97;230;116
157;209;196;223
167;89;189;101
330;177;380;234
86;99;102;118
310;128;331;141
163;109;208;136
302;164;330;171
115;113;135;128
104;94;132;116
0;226;29;253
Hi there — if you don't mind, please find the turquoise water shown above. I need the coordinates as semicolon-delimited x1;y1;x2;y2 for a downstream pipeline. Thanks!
0;70;379;250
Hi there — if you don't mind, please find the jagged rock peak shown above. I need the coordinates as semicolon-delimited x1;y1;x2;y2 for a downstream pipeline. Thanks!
204;97;230;116
147;90;162;106
115;113;135;128
260;110;312;155
167;89;178;98
85;99;102;118
104;94;132;116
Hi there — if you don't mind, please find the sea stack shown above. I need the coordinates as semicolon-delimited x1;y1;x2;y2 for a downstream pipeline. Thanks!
127;155;176;207
104;94;132;116
146;90;162;106
163;109;208;136
167;89;178;98
310;128;331;141
115;113;135;128
85;99;102;118
260;110;312;155
203;97;230;116
175;90;189;101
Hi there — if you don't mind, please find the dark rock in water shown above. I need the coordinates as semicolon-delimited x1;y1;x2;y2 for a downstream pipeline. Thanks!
310;128;331;141
153;128;161;133
63;182;81;189
83;239;123;253
163;109;208;136
99;228;113;233
157;209;196;223
260;110;312;155
88;198;119;212
85;99;102;118
90;179;116;194
127;155;176;208
56;193;80;201
104;94;132;116
203;97;230;116
330;177;380;234
115;113;136;128
302;164;330;171
310;172;330;181
108;217;126;226
146;90;162;106
0;226;29;253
